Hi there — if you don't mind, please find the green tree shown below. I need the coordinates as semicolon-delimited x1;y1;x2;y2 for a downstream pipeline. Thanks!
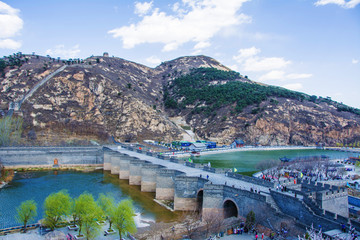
0;59;6;73
16;200;37;232
69;198;79;227
75;193;102;240
112;199;137;239
44;190;71;230
97;193;116;231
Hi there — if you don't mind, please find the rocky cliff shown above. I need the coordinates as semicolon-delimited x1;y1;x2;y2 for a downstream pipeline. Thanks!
0;53;359;146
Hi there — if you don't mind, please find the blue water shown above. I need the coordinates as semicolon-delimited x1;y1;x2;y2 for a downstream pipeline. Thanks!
0;170;176;229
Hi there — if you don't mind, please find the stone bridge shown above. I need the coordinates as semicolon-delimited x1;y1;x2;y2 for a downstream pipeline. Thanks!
104;147;291;221
0;145;357;232
104;146;357;232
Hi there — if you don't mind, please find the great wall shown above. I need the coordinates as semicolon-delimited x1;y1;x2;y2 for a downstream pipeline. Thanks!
0;145;358;233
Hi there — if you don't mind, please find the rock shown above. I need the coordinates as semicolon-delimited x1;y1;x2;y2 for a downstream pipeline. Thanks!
45;230;66;240
0;54;359;146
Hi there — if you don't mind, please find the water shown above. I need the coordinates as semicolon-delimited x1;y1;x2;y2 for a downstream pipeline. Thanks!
0;170;177;229
193;149;356;173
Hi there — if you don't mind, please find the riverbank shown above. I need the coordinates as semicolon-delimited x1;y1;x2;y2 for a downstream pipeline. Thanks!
170;146;317;157
0;169;14;189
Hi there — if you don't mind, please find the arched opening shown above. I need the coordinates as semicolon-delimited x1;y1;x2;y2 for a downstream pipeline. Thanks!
223;200;238;219
196;190;204;212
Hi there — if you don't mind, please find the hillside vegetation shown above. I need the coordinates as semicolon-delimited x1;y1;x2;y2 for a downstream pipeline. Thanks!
164;67;360;117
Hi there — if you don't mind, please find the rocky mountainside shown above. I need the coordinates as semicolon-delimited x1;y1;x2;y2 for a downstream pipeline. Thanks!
0;53;359;146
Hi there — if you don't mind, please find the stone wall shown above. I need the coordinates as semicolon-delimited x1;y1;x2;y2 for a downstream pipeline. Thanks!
316;189;348;217
271;190;342;231
0;147;103;168
174;176;208;211
156;169;184;200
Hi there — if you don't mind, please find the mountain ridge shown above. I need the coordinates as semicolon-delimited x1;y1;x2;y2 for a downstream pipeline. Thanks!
0;53;359;146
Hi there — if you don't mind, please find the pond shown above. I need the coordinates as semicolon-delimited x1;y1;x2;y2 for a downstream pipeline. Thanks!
193;149;356;174
0;170;178;229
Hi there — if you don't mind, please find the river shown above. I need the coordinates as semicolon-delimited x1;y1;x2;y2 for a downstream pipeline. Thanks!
0;170;178;229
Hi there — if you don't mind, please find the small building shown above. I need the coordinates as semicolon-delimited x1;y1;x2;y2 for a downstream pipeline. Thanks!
189;143;207;152
196;140;216;149
206;141;217;149
103;52;109;57
180;141;192;147
232;139;245;148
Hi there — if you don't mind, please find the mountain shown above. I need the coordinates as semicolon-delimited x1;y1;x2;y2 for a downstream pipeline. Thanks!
0;53;359;146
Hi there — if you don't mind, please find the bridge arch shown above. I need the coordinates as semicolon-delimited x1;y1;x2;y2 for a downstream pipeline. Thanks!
196;189;204;212
223;198;238;219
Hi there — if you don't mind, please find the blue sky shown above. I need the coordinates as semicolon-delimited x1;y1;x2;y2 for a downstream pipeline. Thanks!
0;0;359;108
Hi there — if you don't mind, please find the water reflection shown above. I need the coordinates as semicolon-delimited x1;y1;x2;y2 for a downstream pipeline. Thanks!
0;170;178;229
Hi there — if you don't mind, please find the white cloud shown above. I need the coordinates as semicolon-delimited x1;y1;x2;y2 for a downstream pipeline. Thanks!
134;1;153;16
314;0;360;8
108;0;251;51
259;71;312;82
233;46;260;62
194;41;211;50
346;0;360;8
286;73;313;79
282;83;303;91
259;70;285;81
0;1;23;49
243;57;291;72
233;47;291;72
233;47;312;86
352;59;359;64
146;55;161;66
45;44;81;59
0;38;21;49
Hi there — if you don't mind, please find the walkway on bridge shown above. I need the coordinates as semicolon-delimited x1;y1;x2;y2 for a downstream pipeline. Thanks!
111;147;271;194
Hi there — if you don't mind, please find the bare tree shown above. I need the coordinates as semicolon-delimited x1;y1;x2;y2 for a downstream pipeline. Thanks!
181;210;201;239
202;211;224;237
136;222;172;240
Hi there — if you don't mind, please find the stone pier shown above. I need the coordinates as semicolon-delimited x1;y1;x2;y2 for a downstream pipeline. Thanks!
119;156;139;179
156;169;185;200
129;160;149;185
141;164;165;192
110;154;123;175
202;184;225;217
104;150;118;171
174;176;208;211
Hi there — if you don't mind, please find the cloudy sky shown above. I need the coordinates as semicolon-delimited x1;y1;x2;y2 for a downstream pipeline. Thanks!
0;0;359;108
